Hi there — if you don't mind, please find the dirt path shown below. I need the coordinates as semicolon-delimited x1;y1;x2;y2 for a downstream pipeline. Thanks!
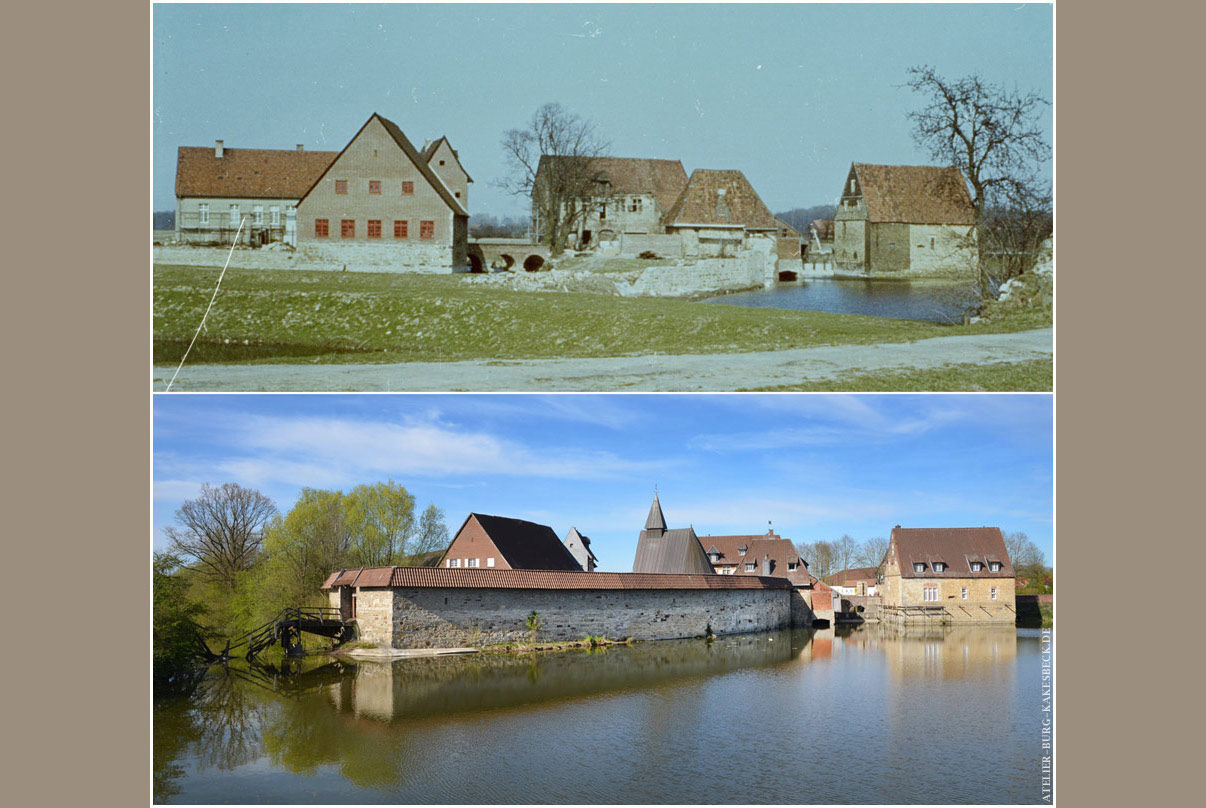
153;328;1052;392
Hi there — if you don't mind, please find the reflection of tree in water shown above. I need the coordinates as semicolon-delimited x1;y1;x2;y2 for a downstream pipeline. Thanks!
153;669;207;803
187;667;274;773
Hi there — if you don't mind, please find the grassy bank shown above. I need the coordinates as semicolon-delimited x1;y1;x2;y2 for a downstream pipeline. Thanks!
154;266;1051;366
751;359;1053;392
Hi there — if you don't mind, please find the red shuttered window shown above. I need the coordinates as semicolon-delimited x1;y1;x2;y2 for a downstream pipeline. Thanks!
341;219;355;238
394;220;408;238
368;180;381;195
367;220;381;238
314;219;329;237
402;181;414;195
420;220;434;239
334;180;348;194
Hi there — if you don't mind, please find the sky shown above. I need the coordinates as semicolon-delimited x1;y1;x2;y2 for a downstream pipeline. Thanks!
152;2;1054;217
153;394;1055;569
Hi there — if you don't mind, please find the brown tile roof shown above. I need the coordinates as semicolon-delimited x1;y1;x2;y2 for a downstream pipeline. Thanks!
537;156;688;214
664;169;783;231
826;567;880;586
323;566;792;591
175;146;338;199
699;533;811;586
852;164;976;225
467;513;583;571
891;527;1015;579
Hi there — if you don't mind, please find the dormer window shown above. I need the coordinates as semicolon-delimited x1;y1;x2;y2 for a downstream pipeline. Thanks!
708;552;719;563
933;562;946;573
744;563;755;572
787;561;798;571
989;562;1002;572
970;562;983;572
738;545;747;556
913;562;926;573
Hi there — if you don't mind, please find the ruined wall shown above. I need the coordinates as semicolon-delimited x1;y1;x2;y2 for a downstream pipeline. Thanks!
618;233;684;258
367;586;793;648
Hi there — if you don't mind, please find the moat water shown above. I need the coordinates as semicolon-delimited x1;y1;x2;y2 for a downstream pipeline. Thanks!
154;625;1052;804
704;278;985;323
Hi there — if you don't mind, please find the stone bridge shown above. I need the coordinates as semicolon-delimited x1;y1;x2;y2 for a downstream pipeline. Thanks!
466;238;552;273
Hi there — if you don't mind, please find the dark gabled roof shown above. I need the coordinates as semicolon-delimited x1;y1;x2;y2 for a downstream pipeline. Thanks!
644;493;667;531
295;112;468;216
175;146;338;199
664;169;783;231
851;163;976;225
826;566;880;586
699;533;810;585
892;527;1015;579
423;135;474;183
323;567;791;591
466;513;583;571
536;156;688;214
633;527;715;575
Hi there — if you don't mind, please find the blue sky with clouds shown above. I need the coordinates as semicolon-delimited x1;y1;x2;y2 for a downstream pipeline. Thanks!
152;2;1053;216
153;394;1054;569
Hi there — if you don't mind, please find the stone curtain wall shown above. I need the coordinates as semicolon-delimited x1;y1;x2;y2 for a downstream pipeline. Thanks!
371;586;793;648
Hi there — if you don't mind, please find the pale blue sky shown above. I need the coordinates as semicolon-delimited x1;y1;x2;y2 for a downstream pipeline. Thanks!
153;394;1055;570
152;2;1053;216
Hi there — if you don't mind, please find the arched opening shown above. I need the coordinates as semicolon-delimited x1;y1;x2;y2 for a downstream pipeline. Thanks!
467;252;484;273
523;254;545;272
498;253;516;270
778;270;798;282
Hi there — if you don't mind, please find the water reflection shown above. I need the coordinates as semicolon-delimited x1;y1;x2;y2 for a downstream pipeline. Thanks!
704;278;983;322
154;625;1048;804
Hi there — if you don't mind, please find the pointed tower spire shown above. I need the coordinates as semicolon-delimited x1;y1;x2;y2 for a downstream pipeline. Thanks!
644;491;667;536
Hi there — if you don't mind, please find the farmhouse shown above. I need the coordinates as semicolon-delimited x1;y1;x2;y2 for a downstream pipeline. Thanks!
663;169;801;260
440;513;583;571
563;527;598;572
880;526;1016;623
532;156;688;249
295;113;470;269
174;141;337;246
833;163;977;275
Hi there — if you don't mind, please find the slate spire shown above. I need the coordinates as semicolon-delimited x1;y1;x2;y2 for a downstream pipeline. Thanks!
644;492;667;535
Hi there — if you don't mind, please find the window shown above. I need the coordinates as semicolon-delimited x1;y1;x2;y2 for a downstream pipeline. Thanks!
402;181;414;195
455;191;461;198
629;196;643;213
467;558;479;568
394;220;408;238
439;159;446;166
369;180;381;195
229;204;240;225
849;178;856;193
788;562;798;571
198;204;209;225
708;552;719;563
961;587;968;600
924;586;939;602
914;562;926;573
991;587;998;600
420;220;434;239
486;558;495;567
350;593;357;619
367;219;381;238
341;219;355;238
270;206;280;225
314;219;329;237
933;562;946;573
738;546;747;556
598;202;607;220
930;237;936;249
335;180;348;194
446;558;461;568
989;562;1002;572
970;561;983;572
253;206;264;225
744;563;755;572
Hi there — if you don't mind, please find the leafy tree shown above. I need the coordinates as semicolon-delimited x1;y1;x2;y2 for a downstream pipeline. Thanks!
258;488;352;617
344;480;416;567
412;503;450;560
501;102;610;254
152;552;209;673
165;483;276;590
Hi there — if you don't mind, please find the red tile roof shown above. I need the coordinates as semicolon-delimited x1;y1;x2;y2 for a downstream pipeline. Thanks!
826;567;880;586
891;527;1015;579
537;156;688;215
175;146;338;199
664;169;784;231
699;533;811;586
852;164;976;225
323;566;793;591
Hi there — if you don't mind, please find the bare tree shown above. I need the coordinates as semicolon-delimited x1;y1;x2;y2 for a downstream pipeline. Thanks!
798;540;836;580
835;534;860;575
411;504;450;560
165;483;276;589
500;102;610;254
1004;531;1045;568
906;66;1051;291
857;537;889;573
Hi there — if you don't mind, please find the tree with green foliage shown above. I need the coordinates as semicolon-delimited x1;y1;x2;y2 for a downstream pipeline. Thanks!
257;488;352;619
412;503;450;560
344;480;416;567
153;552;209;674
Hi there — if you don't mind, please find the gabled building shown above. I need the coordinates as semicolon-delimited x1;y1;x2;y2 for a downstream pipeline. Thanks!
663;169;801;259
532;156;689;248
699;530;810;586
174;141;338;245
563;526;598;572
827;566;879;596
441;513;584;571
631;493;715;575
833;163;977;275
294;112;469;268
421;136;473;209
881;526;1015;623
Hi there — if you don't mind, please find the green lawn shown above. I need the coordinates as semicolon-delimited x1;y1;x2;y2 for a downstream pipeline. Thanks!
748;359;1054;392
154;266;1052;367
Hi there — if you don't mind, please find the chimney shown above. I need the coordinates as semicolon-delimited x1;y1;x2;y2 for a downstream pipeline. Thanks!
296;144;305;152
762;555;771;576
215;140;224;158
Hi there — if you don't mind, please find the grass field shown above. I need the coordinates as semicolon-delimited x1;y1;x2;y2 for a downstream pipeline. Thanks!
154;266;1052;367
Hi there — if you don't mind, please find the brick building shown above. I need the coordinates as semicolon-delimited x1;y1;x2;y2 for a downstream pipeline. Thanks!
880;526;1016;623
295;112;469;268
173;141;337;245
833;163;977;275
440;513;583;571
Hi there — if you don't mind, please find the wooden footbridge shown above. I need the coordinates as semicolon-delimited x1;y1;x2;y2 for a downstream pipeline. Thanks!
204;607;355;661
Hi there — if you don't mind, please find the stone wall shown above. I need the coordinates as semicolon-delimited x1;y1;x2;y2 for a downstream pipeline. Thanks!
888;575;1017;624
361;586;793;648
618;233;684;258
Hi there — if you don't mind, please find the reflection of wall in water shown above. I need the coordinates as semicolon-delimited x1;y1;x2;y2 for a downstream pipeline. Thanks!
881;625;1017;681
